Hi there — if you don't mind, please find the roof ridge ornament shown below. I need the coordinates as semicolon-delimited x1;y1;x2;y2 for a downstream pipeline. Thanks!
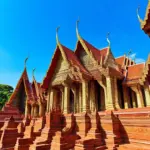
106;32;111;48
76;17;81;39
127;49;132;58
32;68;36;80
137;5;143;24
24;55;29;68
56;26;60;44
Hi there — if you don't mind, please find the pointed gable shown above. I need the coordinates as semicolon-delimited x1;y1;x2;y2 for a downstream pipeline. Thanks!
41;45;66;89
75;38;110;68
8;68;33;105
41;43;90;89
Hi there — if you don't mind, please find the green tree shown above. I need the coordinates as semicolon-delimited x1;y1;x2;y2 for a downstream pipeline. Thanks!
0;84;13;110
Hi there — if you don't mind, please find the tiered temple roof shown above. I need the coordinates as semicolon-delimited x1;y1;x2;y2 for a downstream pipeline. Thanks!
8;68;45;107
137;0;150;36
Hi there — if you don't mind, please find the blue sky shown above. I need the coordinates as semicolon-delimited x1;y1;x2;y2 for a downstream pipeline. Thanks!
0;0;149;88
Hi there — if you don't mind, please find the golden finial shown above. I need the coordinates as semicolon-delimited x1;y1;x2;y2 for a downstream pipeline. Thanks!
137;5;143;24
106;32;111;47
24;55;29;68
76;17;80;38
56;26;60;44
32;68;36;79
127;49;132;57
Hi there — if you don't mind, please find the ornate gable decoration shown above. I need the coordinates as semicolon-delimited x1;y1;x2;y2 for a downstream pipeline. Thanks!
140;54;150;85
137;0;150;36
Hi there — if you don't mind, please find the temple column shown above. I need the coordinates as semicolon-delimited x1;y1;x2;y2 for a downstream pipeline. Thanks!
90;81;96;112
60;88;64;111
82;80;89;112
34;105;39;117
63;85;70;114
46;88;51;113
131;85;144;108
79;84;82;113
76;84;79;113
31;105;34;117
144;84;150;107
114;77;120;109
123;86;129;109
39;104;44;117
106;76;114;110
49;89;54;111
25;102;28;118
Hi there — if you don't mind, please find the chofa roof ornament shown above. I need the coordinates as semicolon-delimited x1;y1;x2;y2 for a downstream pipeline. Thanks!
106;32;111;48
56;26;60;44
137;5;144;24
76;17;80;39
32;68;36;79
24;55;29;68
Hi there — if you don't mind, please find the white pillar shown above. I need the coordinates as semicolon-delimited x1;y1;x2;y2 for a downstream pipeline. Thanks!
82;80;89;112
106;77;114;110
64;86;70;114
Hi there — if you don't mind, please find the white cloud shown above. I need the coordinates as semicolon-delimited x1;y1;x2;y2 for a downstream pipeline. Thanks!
129;53;145;64
135;58;145;64
129;53;136;59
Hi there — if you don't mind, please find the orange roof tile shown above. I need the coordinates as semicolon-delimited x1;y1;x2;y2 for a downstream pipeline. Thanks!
109;67;123;78
115;56;125;66
126;63;145;81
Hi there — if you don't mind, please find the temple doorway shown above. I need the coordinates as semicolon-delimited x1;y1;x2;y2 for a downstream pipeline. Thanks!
54;89;62;110
131;90;138;108
95;80;105;111
117;80;124;109
69;89;74;113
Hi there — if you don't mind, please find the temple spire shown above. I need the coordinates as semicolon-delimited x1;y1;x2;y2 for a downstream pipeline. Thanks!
106;32;111;48
24;56;29;69
76;18;81;39
137;5;143;24
32;68;36;80
56;26;60;44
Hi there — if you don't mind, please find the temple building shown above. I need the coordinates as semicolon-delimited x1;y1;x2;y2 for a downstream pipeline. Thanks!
0;1;149;150
2;67;47;119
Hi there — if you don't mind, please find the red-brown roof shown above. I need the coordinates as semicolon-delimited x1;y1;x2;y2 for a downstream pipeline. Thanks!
115;56;125;66
61;44;90;75
126;63;145;83
41;44;91;89
8;69;33;104
75;39;109;63
109;67;123;78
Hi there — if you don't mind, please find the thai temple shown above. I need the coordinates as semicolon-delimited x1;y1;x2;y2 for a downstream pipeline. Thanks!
0;1;150;150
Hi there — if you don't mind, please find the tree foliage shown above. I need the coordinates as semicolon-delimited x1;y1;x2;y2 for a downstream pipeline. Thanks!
0;84;13;110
